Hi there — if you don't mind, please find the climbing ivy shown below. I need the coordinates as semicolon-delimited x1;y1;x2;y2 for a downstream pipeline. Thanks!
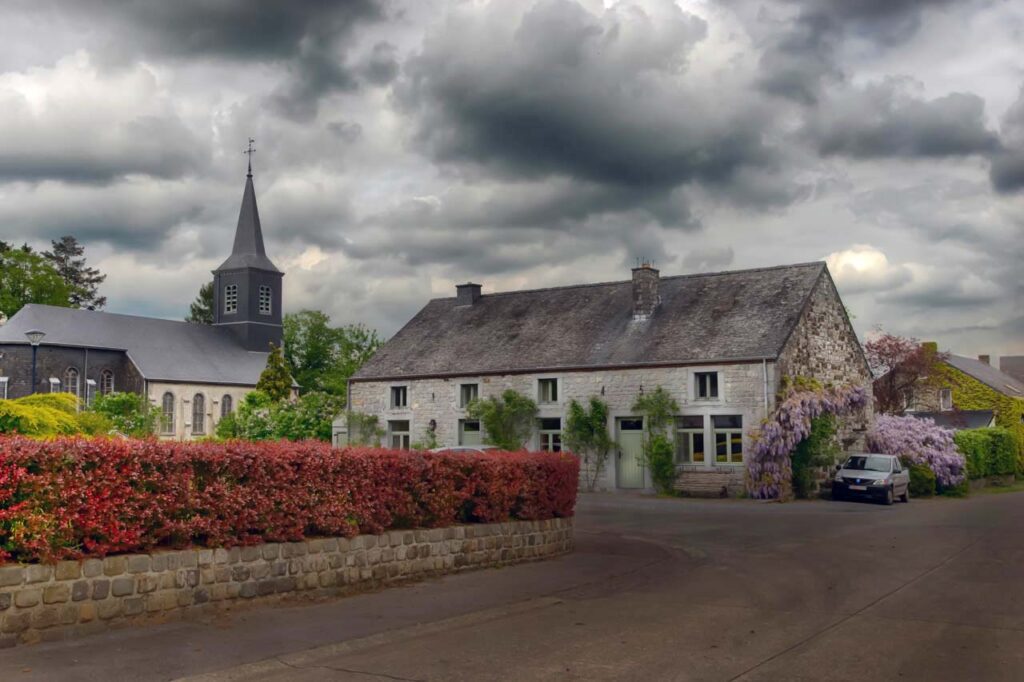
933;363;1024;464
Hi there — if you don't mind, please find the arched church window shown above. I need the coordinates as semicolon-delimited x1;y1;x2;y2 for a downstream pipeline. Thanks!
221;394;233;418
64;367;80;399
192;394;206;436
258;285;272;315
161;392;175;434
224;284;238;314
100;369;114;395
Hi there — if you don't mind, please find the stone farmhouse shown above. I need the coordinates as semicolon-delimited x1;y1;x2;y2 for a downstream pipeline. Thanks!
349;261;873;493
0;169;287;440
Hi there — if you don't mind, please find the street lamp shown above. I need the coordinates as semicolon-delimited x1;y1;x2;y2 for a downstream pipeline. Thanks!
25;329;45;395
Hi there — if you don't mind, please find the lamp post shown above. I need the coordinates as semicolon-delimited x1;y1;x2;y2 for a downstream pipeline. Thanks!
25;329;45;395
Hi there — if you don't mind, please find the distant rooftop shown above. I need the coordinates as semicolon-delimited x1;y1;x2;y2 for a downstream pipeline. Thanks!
945;354;1024;398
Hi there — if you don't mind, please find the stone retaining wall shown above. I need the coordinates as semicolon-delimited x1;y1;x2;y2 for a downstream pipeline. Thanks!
0;518;573;647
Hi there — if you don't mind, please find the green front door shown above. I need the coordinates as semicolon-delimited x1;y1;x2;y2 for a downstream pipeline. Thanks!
616;418;645;489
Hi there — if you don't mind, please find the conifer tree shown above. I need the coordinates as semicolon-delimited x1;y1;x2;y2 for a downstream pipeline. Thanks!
185;281;214;324
257;343;293;402
43;236;106;309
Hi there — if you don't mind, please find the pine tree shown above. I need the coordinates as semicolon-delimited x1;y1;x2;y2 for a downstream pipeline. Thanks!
185;281;214;324
43;236;106;310
257;343;293;402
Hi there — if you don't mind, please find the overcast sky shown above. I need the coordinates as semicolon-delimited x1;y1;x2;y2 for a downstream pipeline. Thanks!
1;0;1021;356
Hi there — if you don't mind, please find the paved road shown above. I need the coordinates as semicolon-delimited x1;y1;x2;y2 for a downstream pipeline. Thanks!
3;491;1024;681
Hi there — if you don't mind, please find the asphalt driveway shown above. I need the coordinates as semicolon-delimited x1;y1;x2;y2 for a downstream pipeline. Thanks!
2;491;1023;681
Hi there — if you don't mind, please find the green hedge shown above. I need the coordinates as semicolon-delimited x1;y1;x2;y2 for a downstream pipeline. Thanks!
954;428;1019;479
907;463;936;497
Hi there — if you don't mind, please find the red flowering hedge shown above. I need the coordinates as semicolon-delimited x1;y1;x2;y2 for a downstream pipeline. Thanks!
0;437;579;564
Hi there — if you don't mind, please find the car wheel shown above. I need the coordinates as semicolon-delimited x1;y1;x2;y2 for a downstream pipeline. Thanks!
900;488;909;503
883;486;894;506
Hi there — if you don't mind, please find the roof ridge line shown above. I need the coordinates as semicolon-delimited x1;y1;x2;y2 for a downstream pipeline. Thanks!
434;261;826;301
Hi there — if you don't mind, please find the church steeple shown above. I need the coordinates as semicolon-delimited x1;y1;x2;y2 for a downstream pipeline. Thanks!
212;147;284;352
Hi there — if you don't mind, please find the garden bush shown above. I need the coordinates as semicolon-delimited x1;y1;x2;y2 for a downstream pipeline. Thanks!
907;463;936;497
0;393;81;436
953;427;1018;479
0;437;579;564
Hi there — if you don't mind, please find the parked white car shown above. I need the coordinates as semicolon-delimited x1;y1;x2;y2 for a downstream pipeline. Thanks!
428;445;500;454
832;454;910;505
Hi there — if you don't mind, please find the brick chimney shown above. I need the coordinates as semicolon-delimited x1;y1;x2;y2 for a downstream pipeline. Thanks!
978;354;990;366
631;263;660;320
456;282;482;306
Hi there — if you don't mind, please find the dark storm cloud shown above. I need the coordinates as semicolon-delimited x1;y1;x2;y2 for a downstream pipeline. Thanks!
810;79;999;159
990;85;1024;193
20;0;385;121
396;0;786;201
750;0;963;103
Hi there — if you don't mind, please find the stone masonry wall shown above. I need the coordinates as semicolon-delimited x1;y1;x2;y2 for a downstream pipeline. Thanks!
0;518;573;647
350;362;776;491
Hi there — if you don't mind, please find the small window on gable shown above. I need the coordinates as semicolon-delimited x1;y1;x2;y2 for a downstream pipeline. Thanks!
459;383;478;408
258;285;272;315
390;386;408;409
538;378;559;404
695;372;719;400
224;284;238;314
939;388;952;411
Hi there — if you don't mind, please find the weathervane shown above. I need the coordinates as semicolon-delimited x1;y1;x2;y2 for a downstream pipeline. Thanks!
243;137;256;176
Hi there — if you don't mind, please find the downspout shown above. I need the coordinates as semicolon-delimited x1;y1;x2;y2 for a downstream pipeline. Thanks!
82;347;88;412
762;358;769;417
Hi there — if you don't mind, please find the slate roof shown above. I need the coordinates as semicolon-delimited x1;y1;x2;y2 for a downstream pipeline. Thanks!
1000;356;1024;384
945;355;1024;398
353;262;828;381
0;304;271;385
215;174;281;273
908;410;995;430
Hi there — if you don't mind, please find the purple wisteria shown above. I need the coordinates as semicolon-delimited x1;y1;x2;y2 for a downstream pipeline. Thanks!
746;384;868;500
866;415;966;488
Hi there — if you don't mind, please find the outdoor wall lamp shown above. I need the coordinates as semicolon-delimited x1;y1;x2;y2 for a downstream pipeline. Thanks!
25;329;45;395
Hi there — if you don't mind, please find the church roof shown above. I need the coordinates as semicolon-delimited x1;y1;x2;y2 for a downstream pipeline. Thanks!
215;174;281;273
353;261;828;381
0;304;272;386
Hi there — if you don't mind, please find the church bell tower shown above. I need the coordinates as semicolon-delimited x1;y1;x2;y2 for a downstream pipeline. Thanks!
212;143;284;352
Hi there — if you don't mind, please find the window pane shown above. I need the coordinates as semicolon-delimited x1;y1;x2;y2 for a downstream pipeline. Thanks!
463;420;481;432
693;434;705;463
389;420;410;431
676;415;703;429
715;433;728;462
540;417;561;430
712;415;742;429
676;434;691;463
709;373;718;398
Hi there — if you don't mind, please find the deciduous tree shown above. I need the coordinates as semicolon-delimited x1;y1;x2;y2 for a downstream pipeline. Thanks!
864;331;946;415
0;249;71;317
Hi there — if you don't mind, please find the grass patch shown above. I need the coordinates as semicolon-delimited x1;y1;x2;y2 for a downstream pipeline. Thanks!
977;480;1024;495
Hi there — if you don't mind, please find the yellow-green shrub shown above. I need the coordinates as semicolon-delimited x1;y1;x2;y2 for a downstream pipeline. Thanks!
0;394;81;436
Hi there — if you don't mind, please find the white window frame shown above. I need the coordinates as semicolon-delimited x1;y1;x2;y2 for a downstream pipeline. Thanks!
711;414;744;465
695;371;720;401
390;385;409;409
160;392;175;435
675;415;706;464
388;420;411;450
939;388;952;411
64;367;80;399
48;377;61;393
224;284;238;314
459;382;479;408
258;285;272;315
537;377;560;405
192;393;206;436
100;369;114;395
538;417;562;452
221;394;233;419
0;377;8;400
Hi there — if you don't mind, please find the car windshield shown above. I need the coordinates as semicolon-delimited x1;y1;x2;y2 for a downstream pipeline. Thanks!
843;456;891;472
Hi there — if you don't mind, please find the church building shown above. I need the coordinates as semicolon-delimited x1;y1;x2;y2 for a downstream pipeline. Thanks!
0;168;286;440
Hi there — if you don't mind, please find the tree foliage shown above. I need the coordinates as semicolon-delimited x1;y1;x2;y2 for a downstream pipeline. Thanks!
256;343;293;402
346;411;385;446
215;390;346;442
90;392;156;438
0;248;71;317
43;236;106;310
283;310;382;396
791;414;840;499
563;397;612;491
186;281;214;324
865;332;946;415
466;389;538;451
632;386;679;493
